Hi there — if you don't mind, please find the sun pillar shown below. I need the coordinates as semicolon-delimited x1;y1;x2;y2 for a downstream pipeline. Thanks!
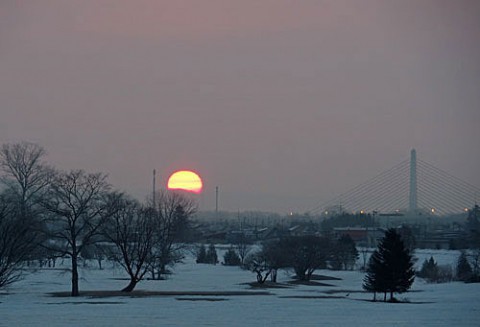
409;149;417;214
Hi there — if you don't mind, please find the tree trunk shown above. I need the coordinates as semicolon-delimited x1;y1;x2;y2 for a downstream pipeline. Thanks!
296;270;306;281
306;270;314;281
270;269;277;283
256;271;270;284
71;255;79;296
256;272;264;284
383;292;387;302
390;291;394;301
121;278;137;292
156;263;167;279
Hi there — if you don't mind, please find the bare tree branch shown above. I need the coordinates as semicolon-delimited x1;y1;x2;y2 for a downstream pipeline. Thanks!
41;169;118;296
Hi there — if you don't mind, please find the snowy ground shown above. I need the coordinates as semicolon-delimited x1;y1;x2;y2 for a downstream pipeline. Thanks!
1;249;479;326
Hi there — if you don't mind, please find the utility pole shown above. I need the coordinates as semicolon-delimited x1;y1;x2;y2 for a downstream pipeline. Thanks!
153;169;156;208
215;186;219;214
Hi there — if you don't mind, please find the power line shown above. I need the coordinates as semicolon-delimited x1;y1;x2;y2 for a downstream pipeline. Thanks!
309;153;479;216
309;159;409;214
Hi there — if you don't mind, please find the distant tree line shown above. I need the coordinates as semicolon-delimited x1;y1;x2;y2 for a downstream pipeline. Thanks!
211;234;358;284
417;205;480;283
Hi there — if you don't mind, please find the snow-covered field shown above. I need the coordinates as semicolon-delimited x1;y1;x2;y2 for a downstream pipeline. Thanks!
1;249;479;326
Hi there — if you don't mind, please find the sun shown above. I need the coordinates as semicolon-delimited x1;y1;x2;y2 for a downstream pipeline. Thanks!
167;170;203;194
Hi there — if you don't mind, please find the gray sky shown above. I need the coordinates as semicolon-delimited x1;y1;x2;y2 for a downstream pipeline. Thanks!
1;0;479;213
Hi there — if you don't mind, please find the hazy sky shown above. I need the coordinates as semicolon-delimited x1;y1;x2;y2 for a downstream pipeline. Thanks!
1;0;479;213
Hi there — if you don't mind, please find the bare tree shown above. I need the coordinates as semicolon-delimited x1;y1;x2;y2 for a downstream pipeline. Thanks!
235;233;252;266
360;246;370;271
103;198;156;292
80;243;106;269
286;235;332;281
0;142;52;284
330;235;359;270
245;239;289;283
262;239;290;282
0;142;53;216
245;251;272;284
42;170;119;296
0;193;40;288
149;191;197;279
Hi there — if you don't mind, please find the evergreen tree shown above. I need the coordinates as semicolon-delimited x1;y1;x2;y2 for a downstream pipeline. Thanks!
206;243;218;265
223;246;241;266
456;251;472;282
362;249;386;301
196;244;207;264
363;228;415;302
418;256;439;282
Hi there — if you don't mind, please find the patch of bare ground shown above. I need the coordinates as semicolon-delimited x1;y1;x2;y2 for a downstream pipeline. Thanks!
243;281;292;289
279;295;344;300
48;290;272;298
323;289;423;295
287;280;334;287
109;277;168;281
176;297;228;302
312;274;342;281
33;268;70;272
322;289;367;295
286;274;342;286
46;301;125;305
357;298;435;304
291;274;342;281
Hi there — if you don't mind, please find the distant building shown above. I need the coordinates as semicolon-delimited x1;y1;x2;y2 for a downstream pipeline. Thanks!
333;227;384;247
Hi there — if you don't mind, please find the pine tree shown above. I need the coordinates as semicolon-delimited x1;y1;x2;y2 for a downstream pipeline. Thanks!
363;228;415;302
362;249;386;301
206;243;218;265
418;256;439;282
223;246;241;266
456;251;472;282
196;244;207;264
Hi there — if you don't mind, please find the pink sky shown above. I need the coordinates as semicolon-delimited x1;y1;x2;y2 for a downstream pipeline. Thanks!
1;0;479;212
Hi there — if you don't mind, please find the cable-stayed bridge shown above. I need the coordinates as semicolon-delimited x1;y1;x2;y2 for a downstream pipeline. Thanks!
309;149;480;217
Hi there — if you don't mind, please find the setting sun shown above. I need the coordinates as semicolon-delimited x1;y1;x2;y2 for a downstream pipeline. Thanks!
167;170;203;194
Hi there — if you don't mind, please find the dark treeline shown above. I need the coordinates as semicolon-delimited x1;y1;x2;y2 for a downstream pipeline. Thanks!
320;213;376;231
201;234;359;283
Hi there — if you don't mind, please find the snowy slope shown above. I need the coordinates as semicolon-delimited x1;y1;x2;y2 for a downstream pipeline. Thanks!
0;250;478;326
